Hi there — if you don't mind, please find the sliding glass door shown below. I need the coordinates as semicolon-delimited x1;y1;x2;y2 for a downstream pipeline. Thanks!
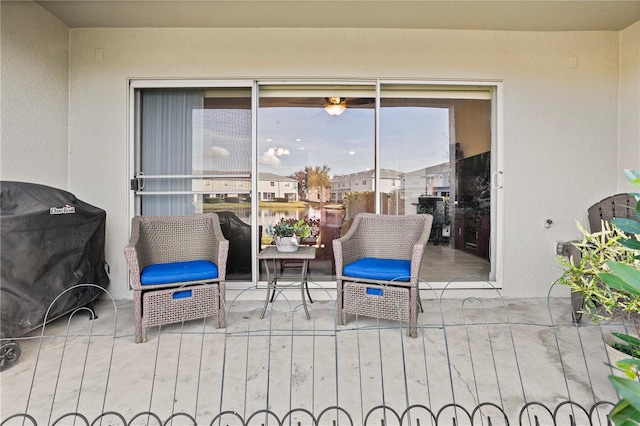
131;80;499;287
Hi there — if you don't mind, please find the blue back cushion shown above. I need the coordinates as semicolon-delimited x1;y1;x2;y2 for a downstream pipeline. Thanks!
141;260;218;285
343;257;411;282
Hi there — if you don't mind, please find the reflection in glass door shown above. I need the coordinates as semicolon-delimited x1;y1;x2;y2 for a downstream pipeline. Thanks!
257;85;375;281
379;87;494;283
133;86;254;281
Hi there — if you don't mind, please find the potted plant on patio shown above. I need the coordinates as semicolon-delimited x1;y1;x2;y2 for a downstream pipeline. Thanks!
603;255;640;425
266;217;312;252
557;169;640;366
599;169;640;425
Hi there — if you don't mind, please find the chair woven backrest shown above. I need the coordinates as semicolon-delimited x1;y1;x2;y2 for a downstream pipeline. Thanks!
134;214;219;268
350;213;431;260
588;193;637;233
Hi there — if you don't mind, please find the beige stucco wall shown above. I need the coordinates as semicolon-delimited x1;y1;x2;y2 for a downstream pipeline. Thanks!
0;2;69;189
65;27;623;299
618;21;640;190
2;1;638;301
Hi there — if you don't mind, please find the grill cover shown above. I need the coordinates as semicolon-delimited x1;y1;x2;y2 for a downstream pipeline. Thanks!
0;181;109;338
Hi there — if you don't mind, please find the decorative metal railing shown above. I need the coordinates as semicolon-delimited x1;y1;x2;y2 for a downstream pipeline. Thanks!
0;280;621;425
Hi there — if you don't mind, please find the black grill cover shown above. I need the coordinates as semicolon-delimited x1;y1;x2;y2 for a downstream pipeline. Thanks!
0;182;109;339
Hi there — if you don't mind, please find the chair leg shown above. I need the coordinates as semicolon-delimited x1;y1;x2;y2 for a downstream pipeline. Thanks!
217;308;225;329
217;282;226;328
408;322;417;338
408;285;418;338
134;290;146;343
337;279;346;326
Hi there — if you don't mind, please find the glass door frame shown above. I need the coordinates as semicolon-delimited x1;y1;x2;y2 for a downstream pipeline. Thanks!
127;78;504;290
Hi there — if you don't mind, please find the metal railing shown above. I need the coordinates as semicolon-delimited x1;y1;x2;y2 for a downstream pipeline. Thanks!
0;280;621;426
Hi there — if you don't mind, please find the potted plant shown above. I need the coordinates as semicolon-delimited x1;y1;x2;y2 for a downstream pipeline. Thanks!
557;169;640;369
266;217;313;252
600;169;640;425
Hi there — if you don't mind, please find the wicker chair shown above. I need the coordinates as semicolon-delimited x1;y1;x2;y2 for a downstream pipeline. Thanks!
124;213;229;343
333;213;433;337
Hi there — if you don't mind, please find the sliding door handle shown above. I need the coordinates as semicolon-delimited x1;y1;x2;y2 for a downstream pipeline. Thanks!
491;171;503;190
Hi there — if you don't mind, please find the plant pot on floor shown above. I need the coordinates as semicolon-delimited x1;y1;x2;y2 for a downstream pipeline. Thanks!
604;332;639;378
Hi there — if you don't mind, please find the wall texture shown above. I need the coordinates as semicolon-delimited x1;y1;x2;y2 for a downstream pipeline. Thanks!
3;1;638;301
0;2;69;189
67;27;624;299
618;21;640;190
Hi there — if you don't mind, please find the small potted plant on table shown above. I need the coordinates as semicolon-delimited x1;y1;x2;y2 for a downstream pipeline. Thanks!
266;218;312;252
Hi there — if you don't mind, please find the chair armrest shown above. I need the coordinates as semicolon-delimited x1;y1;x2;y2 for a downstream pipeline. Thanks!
213;238;229;280
410;214;433;277
411;240;428;278
207;213;229;280
124;244;143;290
332;238;343;278
336;214;366;266
333;232;361;276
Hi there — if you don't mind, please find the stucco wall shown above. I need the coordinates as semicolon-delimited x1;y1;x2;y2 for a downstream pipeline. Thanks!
618;21;640;190
64;27;624;300
0;2;69;189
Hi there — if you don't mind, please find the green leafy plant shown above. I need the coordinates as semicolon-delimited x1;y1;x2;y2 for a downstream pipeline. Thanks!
558;221;640;335
266;217;313;239
607;271;640;426
600;169;640;426
556;169;640;425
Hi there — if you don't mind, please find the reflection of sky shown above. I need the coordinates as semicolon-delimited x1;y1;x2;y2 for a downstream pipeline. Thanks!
191;105;450;176
380;107;450;173
192;109;252;173
258;107;375;176
258;106;450;177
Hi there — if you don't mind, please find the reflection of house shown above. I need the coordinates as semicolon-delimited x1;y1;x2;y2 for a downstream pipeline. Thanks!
192;174;251;198
191;172;298;201
257;173;298;201
400;163;451;214
331;169;402;202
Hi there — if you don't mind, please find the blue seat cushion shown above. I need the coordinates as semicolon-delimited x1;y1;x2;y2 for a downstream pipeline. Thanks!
141;260;218;285
343;257;411;282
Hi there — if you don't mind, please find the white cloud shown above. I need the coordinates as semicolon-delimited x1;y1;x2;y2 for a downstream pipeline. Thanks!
259;148;282;166
210;146;230;157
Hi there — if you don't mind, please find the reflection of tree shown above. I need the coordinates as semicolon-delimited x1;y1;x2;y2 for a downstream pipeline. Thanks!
290;170;307;200
290;164;331;201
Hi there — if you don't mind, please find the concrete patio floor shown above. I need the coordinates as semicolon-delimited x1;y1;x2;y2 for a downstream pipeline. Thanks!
0;283;625;425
